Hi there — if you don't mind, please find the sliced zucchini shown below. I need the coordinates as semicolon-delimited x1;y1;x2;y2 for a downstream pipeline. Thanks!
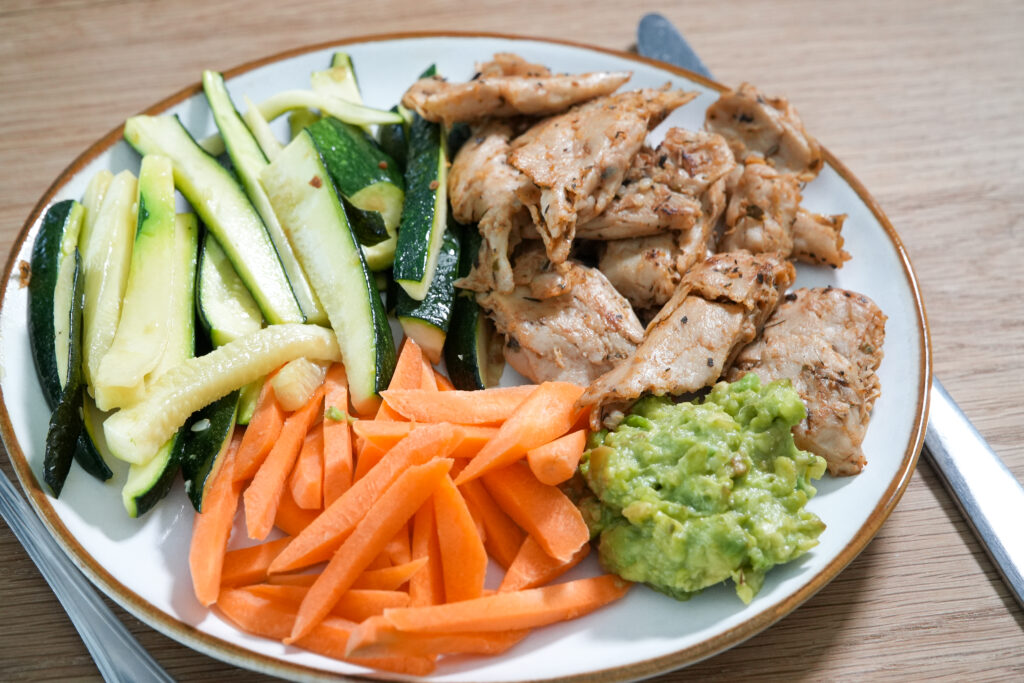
376;105;411;174
270;358;328;411
197;231;264;347
79;170;137;391
79;170;113;246
443;227;505;390
92;155;177;410
202;71;327;326
313;53;363;104
103;324;341;464
397;223;460;364
256;89;403;128
393;102;448;300
77;395;114;481
236;378;263;425
121;212;199;516
288;108;321;140
180;389;239;512
241;95;283;161
123;114;303;325
305;116;405;270
262;131;395;413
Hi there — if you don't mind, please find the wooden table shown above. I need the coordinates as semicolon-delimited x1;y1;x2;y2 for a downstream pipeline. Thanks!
2;0;1022;680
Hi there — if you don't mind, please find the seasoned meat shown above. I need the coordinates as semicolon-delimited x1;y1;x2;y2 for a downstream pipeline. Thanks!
791;208;850;268
727;287;886;476
705;82;823;181
628;128;736;196
448;120;533;293
510;87;697;265
478;245;644;385
579;251;795;427
401;53;631;126
575;178;703;240
718;161;802;255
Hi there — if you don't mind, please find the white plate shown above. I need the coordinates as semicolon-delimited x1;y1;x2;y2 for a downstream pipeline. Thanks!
0;33;929;682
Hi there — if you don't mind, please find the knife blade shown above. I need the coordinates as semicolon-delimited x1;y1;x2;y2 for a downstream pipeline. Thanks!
637;11;1024;609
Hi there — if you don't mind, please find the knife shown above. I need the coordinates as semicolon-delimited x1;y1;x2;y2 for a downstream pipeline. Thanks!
637;12;1024;609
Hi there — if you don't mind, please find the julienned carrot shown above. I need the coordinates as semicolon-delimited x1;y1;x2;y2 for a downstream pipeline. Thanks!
458;479;525;570
367;550;393;570
275;485;320;536
380;385;536;425
369;574;631;635
290;423;324;510
392;338;427;391
499;536;590;592
374;401;407;422
266;572;318;587
352;557;428;591
287;458;454;642
322;363;353;506
244;385;325;540
433;475;487;603
233;381;286;481
482;462;589;563
419;356;438;391
216;588;435;675
220;537;293;588
455;382;585;485
384;523;412;566
355;421;497;459
409;502;444;607
243;583;411;622
433;371;455;391
352;439;387;482
346;615;530;658
269;423;460;573
190;430;243;606
526;429;587;486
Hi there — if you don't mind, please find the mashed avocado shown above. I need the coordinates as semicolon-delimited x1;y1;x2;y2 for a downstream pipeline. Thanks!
580;373;826;603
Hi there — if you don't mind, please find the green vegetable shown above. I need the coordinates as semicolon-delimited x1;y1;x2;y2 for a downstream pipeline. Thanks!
180;390;239;512
396;222;460;364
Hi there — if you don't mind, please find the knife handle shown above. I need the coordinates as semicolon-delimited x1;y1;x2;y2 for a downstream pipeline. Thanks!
925;377;1024;608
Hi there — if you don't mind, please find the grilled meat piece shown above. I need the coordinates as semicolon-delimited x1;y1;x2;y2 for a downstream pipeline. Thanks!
401;53;631;126
478;244;644;385
718;161;802;255
510;88;697;265
727;287;886;476
791;209;850;268
579;251;796;427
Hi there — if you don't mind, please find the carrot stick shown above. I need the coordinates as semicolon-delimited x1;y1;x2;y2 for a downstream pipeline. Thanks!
374;401;407;422
455;382;584;485
499;536;590;592
322;363;353;505
433;371;455;391
220;537;293;588
347;615;530;658
266;572;318;587
380;385;536;425
482;462;589;563
352;557;428;591
355;421;497;459
244;584;411;622
269;423;460;574
190;430;243;606
369;574;631;635
233;381;286;481
419;356;438;391
392;338;427;391
367;550;393;570
384;522;412;566
353;439;388;482
275;485;320;536
299;616;437;676
458;479;525;570
409;498;445;607
287;458;454;642
244;385;325;540
290;423;324;510
433;475;487;603
526;429;587;486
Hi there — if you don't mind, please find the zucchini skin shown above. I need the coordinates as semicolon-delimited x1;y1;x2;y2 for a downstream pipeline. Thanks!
180;390;239;512
305;117;404;200
376;105;409;173
73;433;113;482
396;224;460;363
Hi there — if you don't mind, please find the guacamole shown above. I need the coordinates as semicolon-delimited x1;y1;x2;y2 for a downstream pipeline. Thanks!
579;373;826;603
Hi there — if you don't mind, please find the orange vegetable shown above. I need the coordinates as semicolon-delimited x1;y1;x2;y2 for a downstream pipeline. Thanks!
322;363;353;505
368;574;631;635
244;385;325;540
290;423;324;510
380;385;536;425
288;458;454;642
419;356;438;391
274;485;320;536
433;371;455;391
384;522;412;566
433;475;487;603
455;382;584;485
392;338;428;391
244;583;411;622
352;557;428;591
458;479;525;570
499;536;590;592
482;462;589;563
233;381;286;481
189;430;243;606
409;501;445;607
525;429;587;486
355;421;496;459
347;615;529;658
352;439;388;482
220;537;293;588
268;423;460;573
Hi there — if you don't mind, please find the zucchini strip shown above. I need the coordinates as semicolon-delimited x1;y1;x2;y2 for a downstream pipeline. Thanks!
242;94;284;161
257;89;403;127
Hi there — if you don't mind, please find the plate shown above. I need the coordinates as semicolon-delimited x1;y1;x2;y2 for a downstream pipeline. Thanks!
0;32;929;682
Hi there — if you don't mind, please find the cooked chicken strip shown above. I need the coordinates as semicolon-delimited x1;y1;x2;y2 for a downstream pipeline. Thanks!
629;128;736;196
510;88;697;265
401;53;631;126
579;251;795;427
705;83;823;181
718;161;802;255
727;287;885;476
448;120;534;293
791;208;850;268
478;244;644;385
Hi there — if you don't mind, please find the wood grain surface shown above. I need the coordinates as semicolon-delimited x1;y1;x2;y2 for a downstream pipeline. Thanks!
2;0;1023;680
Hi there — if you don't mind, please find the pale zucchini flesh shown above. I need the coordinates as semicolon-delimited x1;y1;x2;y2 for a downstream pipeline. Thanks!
103;324;341;464
53;203;86;393
242;95;283;161
257;90;403;127
197;232;263;348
